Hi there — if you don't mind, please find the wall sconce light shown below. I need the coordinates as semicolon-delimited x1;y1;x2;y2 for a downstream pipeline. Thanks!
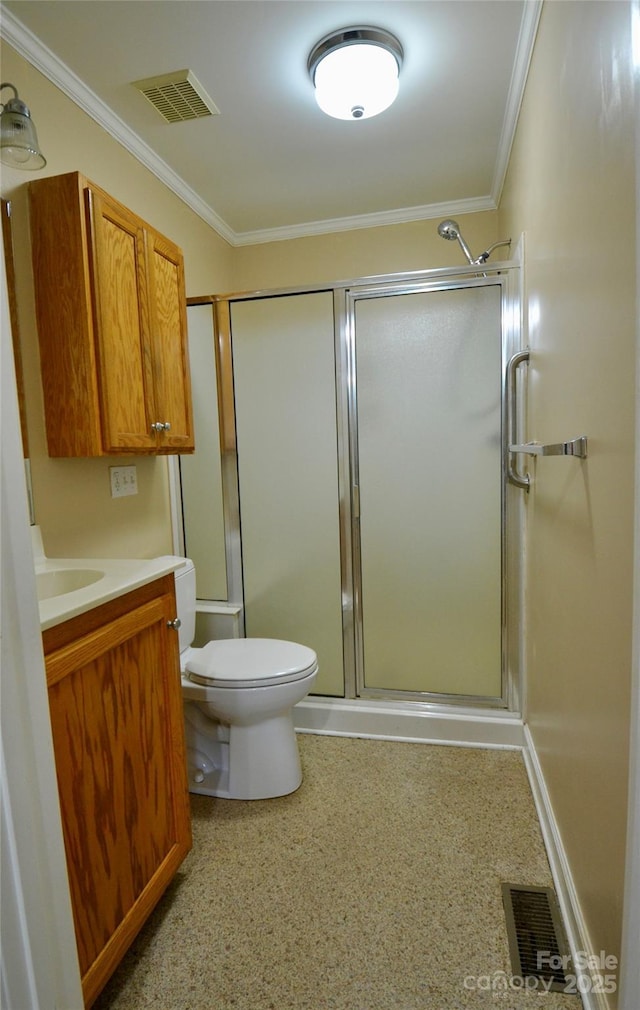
308;26;403;121
0;83;47;170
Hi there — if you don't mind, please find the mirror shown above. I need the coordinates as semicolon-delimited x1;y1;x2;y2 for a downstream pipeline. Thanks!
2;198;29;457
3;197;35;524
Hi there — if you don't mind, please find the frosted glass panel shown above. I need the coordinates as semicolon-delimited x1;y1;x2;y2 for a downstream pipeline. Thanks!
231;293;344;697
355;286;502;696
181;304;227;601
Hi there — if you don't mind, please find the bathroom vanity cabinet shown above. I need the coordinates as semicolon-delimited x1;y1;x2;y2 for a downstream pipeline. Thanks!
42;575;192;1008
29;171;194;456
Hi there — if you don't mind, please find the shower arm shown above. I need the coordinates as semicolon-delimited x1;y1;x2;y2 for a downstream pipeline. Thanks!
454;232;476;265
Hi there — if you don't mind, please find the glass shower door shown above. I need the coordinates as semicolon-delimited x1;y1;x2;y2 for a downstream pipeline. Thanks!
352;282;504;700
230;291;345;697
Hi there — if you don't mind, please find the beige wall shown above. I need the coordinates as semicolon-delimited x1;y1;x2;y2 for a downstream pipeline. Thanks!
230;211;499;293
499;0;636;991
0;43;234;559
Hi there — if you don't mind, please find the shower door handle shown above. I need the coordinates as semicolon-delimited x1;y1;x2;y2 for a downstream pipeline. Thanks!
506;349;530;491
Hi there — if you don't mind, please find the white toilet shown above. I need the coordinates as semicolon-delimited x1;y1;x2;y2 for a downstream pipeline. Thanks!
174;559;318;800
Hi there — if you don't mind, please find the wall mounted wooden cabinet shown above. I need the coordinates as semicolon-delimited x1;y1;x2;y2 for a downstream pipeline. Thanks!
43;576;192;1008
29;172;195;456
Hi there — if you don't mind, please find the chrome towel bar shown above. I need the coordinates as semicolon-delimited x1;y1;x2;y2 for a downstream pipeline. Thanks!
509;436;588;459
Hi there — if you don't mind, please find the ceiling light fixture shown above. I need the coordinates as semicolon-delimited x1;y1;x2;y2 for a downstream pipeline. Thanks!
0;83;46;170
307;26;403;121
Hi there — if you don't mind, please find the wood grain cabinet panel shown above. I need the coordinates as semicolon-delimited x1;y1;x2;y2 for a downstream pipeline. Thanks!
145;229;194;451
29;171;194;456
43;576;192;1008
89;189;157;451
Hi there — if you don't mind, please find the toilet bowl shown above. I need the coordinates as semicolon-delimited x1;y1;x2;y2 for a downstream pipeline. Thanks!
173;559;318;800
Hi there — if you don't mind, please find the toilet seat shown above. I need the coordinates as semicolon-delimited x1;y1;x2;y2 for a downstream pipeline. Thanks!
185;638;318;689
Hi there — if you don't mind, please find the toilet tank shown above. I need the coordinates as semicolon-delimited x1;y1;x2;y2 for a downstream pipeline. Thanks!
173;558;196;653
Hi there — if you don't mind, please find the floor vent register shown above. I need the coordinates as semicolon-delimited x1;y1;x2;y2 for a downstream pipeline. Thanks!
501;883;571;992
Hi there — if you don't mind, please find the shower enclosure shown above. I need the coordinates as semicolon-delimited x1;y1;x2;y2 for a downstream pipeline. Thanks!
180;262;524;710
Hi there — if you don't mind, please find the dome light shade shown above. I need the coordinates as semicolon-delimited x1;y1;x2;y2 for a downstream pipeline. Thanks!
308;27;403;121
0;83;46;170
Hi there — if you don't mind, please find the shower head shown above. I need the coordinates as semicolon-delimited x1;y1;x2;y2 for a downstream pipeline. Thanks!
437;219;461;241
436;219;475;265
436;220;511;267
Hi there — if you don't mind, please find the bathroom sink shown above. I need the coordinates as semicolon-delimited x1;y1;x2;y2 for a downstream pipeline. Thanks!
30;527;186;631
36;568;105;602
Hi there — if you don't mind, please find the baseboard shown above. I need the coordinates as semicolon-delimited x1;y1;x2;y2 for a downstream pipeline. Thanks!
523;724;607;1010
293;695;525;749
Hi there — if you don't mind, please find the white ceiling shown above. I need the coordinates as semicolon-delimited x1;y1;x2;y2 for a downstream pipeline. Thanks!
1;0;537;245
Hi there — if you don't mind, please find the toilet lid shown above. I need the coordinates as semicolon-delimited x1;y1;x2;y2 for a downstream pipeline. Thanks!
185;638;318;688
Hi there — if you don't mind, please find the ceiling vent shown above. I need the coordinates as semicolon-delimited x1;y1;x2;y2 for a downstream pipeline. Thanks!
132;70;220;123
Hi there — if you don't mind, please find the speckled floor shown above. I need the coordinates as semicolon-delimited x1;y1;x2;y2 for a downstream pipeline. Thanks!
93;735;582;1010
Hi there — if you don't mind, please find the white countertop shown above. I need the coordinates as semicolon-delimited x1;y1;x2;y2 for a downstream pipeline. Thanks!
33;527;187;631
37;555;187;631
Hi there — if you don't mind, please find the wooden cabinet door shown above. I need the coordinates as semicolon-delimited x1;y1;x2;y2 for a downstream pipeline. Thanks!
45;582;191;1007
146;229;195;451
30;173;195;456
29;172;104;457
88;189;157;451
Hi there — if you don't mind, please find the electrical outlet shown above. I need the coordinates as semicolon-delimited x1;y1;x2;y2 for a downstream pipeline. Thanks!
109;465;138;498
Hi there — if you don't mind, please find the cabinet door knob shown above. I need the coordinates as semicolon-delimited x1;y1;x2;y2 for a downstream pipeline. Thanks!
151;422;162;433
167;618;182;630
162;421;171;431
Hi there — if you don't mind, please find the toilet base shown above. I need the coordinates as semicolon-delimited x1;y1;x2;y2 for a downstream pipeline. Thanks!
183;700;303;800
229;713;303;799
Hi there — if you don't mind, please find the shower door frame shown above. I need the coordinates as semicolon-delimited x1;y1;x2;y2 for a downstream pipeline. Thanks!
336;268;523;710
177;259;524;713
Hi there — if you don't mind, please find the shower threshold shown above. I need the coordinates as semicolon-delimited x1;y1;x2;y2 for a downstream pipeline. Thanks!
294;695;524;749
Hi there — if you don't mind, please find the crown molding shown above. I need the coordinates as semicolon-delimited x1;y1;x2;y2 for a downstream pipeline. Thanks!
1;5;512;248
491;0;543;206
231;196;497;246
0;7;236;244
